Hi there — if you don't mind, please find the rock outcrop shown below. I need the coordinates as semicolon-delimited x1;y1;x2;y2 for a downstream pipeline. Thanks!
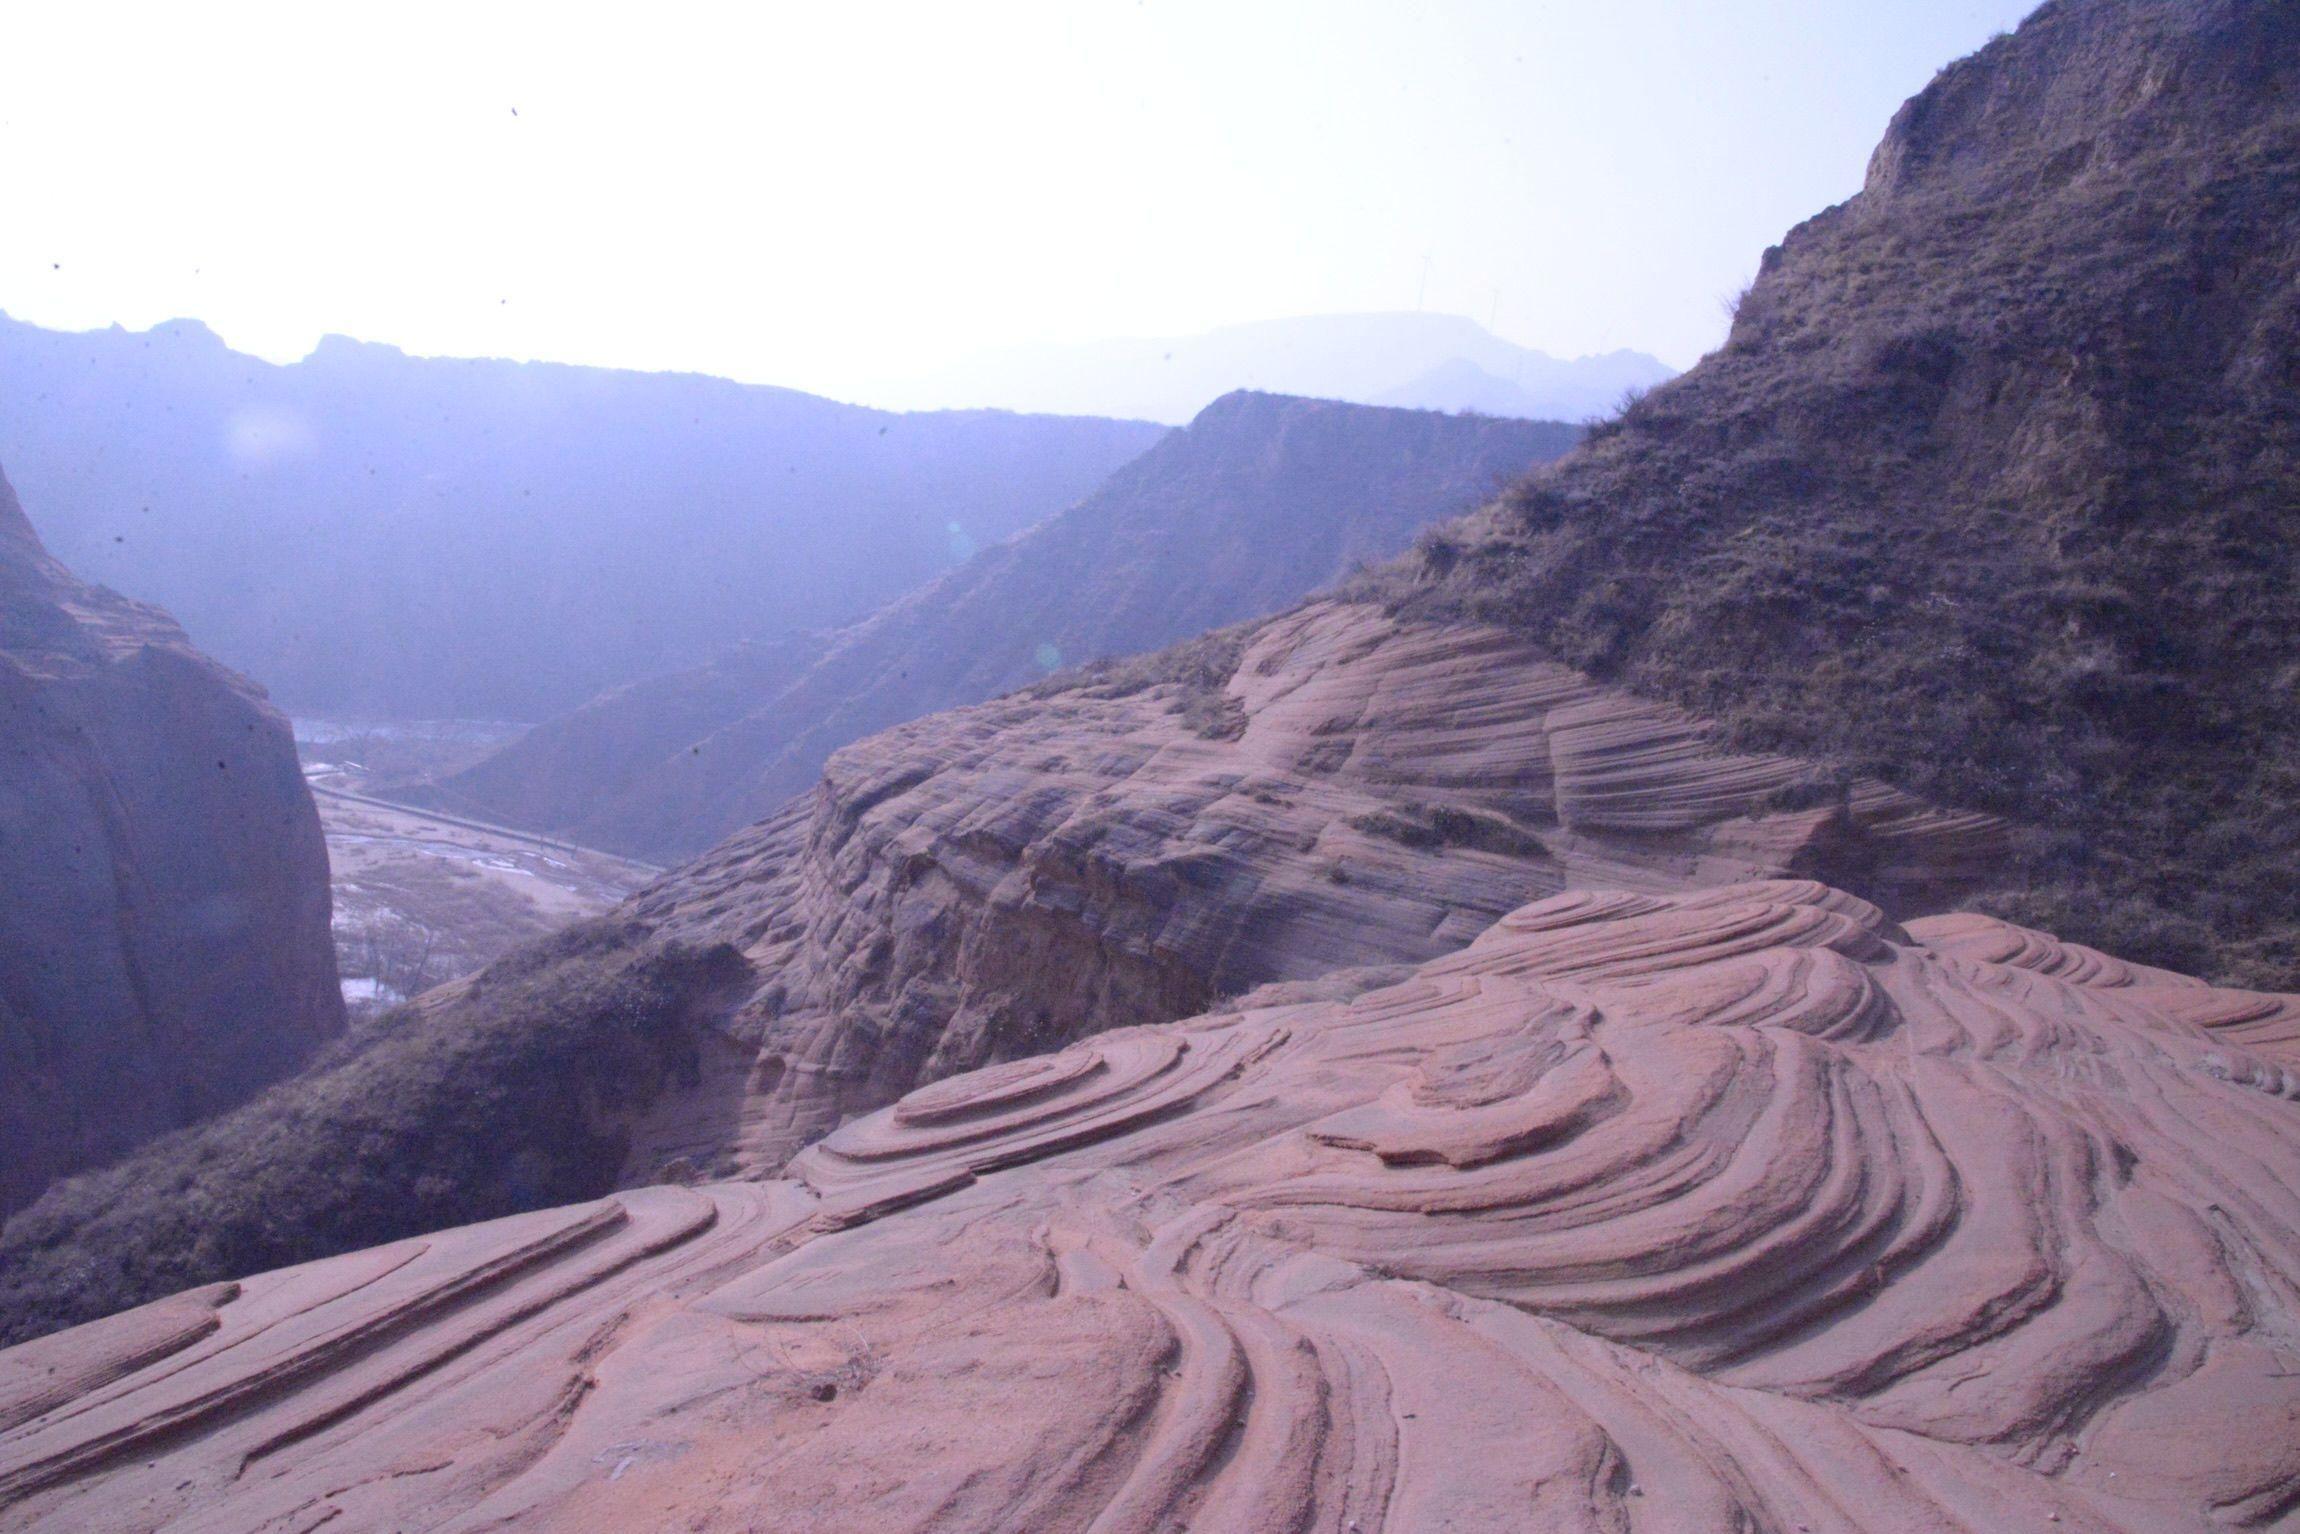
616;600;2001;1182
0;598;2003;1340
6;880;2296;1532
0;467;341;1215
429;394;1578;862
1;13;2291;1528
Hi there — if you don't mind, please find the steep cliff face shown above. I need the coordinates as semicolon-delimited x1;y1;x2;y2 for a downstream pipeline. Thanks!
1392;0;2300;985
7;880;2298;1533
0;467;342;1215
431;394;1578;862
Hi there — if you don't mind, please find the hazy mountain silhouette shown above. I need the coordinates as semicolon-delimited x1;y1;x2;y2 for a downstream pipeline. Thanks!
880;312;1672;425
421;392;1579;860
0;315;1165;719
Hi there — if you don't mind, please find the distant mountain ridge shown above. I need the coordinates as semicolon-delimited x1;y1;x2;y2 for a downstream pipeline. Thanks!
879;312;1673;424
0;314;1164;718
422;392;1580;860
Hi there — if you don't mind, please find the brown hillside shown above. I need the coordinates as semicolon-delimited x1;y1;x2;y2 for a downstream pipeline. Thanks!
1386;0;2300;985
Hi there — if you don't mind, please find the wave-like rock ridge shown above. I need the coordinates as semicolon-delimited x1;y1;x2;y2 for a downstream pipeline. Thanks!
8;879;2294;1531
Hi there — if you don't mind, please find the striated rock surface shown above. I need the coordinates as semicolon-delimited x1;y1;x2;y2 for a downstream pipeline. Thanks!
430;393;1578;862
9;0;2291;1382
0;599;2002;1338
614;598;2001;1181
0;466;341;1215
7;880;2297;1532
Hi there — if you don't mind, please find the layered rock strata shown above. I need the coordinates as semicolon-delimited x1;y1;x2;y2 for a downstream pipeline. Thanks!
7;880;2295;1532
0;597;2007;1341
616;598;2001;1182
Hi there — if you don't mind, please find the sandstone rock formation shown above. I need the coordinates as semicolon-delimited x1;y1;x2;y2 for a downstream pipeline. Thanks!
615;600;2002;1183
0;595;2006;1343
0;467;341;1215
428;393;1578;862
6;880;2296;1532
8;8;2290;1462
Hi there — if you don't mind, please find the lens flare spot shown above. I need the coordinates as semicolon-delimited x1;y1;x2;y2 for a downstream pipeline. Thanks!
225;407;315;465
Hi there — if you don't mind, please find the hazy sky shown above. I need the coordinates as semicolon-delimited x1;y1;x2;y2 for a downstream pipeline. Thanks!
3;1;2036;399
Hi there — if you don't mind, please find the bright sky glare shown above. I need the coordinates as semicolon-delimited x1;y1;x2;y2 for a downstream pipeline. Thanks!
1;0;2037;400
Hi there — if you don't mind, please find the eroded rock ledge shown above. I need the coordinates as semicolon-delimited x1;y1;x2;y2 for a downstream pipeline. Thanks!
620;598;2004;1183
7;879;2295;1532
